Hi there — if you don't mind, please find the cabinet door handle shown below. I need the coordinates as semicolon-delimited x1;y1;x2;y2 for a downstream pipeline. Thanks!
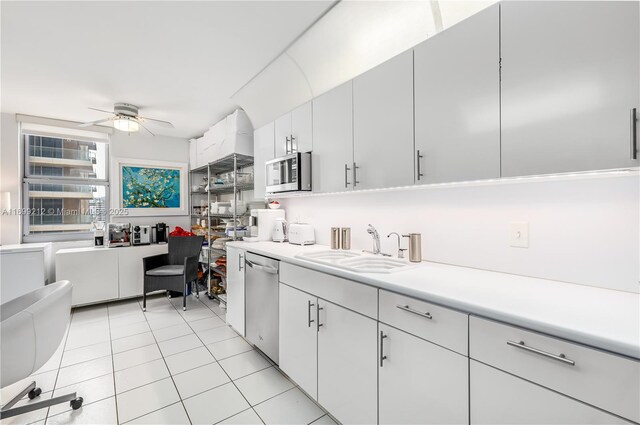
416;150;424;180
631;108;638;160
396;304;432;320
507;340;575;366
380;330;387;367
307;300;315;327
285;136;291;154
239;254;243;271
291;135;297;153
344;164;351;188
316;304;323;331
352;162;360;188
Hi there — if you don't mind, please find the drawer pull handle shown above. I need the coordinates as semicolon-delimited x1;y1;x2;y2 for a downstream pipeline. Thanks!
396;304;432;320
507;340;575;366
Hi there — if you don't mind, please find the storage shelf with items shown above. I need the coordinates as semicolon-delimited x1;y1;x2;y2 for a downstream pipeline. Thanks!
189;153;256;305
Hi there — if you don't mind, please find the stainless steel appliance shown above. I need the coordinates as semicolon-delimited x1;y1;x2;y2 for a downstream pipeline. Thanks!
245;252;280;363
265;152;311;194
132;225;151;245
107;223;131;247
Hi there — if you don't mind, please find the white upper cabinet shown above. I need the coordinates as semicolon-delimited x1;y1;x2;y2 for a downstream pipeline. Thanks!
414;4;500;184
312;81;354;193
188;139;197;170
275;102;313;157
501;1;640;176
353;50;414;190
253;122;275;199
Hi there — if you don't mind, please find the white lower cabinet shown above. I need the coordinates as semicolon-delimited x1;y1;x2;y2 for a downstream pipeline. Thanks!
278;283;318;399
317;299;378;425
226;247;245;336
379;324;469;425
470;360;632;424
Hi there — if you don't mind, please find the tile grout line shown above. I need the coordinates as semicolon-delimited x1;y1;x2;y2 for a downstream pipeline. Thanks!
42;308;79;424
106;305;121;425
133;295;195;425
165;294;267;424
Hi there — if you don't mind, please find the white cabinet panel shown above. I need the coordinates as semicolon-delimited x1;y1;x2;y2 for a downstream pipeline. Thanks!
379;289;468;355
56;248;119;306
501;1;640;176
226;247;245;336
189;139;197;170
274;112;292;158
253;122;275;199
317;300;377;425
118;245;168;299
469;316;640;422
278;283;318;399
414;4;500;184
470;360;632;424
353;50;414;190
291;101;313;153
379;325;468;425
279;263;378;319
275;102;313;157
312;81;354;193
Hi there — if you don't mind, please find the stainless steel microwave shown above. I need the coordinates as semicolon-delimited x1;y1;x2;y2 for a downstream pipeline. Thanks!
265;152;312;194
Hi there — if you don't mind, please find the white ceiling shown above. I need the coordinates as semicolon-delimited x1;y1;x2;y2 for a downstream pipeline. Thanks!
0;1;334;138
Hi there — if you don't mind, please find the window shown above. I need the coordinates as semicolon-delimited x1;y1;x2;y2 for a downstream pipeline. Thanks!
21;118;110;242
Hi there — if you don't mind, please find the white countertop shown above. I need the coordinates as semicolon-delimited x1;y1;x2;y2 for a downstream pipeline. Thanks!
56;244;168;255
0;243;51;253
228;241;640;360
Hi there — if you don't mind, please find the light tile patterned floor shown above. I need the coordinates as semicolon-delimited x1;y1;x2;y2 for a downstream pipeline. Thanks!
0;293;337;425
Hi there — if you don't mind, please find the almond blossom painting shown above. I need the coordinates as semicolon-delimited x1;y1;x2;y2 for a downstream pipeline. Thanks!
121;166;181;208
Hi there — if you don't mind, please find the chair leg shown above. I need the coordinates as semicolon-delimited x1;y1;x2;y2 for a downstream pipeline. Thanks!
194;280;199;299
142;290;147;312
183;281;187;311
0;382;83;420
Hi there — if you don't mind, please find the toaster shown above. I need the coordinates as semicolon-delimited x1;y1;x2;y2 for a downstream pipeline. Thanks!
288;223;315;246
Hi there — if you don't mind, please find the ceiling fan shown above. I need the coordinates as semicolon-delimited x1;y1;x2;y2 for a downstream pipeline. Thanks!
79;103;174;136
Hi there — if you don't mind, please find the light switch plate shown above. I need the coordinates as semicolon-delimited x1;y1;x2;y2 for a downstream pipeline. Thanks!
510;222;529;248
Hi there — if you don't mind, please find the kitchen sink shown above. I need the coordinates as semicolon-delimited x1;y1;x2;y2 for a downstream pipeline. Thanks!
296;250;417;273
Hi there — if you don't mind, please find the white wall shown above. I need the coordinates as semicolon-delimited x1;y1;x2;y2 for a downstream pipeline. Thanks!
0;112;190;245
0;113;21;245
281;173;640;293
108;131;190;231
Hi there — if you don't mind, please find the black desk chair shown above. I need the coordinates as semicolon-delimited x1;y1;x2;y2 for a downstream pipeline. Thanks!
142;235;204;311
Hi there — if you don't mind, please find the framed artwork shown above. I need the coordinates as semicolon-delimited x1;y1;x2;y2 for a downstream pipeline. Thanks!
111;157;188;216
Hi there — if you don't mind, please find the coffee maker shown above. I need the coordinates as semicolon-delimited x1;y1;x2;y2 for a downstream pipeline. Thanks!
154;223;168;244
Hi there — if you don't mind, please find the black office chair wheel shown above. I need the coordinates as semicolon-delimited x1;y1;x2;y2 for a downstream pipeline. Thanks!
70;397;83;410
27;387;42;400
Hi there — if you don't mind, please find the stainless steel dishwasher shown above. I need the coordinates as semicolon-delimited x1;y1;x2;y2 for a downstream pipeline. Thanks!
244;252;280;364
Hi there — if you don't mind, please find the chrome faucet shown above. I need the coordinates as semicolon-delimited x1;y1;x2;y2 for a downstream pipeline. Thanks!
367;224;381;254
387;232;406;259
364;224;391;256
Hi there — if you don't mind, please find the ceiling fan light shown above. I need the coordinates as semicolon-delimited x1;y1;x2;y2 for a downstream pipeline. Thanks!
114;117;139;132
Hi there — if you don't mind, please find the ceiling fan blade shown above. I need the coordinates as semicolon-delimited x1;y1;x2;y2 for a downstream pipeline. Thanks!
137;120;156;137
88;107;115;114
138;116;174;128
78;117;114;127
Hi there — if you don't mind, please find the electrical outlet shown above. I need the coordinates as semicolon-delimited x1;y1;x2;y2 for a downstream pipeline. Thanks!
510;222;529;248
